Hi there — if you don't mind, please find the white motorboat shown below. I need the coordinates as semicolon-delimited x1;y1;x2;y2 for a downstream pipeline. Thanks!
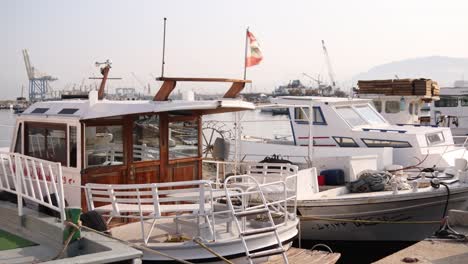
431;83;468;140
219;96;468;242
1;66;308;263
225;96;468;174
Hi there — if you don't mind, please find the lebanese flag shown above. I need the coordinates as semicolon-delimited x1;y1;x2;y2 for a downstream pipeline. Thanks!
245;30;263;67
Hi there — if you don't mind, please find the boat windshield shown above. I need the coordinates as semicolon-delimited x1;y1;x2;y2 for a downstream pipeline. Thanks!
336;105;387;127
354;105;386;125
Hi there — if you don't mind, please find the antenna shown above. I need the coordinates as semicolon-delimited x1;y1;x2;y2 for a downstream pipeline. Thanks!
161;17;167;78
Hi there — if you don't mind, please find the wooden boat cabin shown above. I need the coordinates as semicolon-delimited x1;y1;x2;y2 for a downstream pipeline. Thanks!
8;77;255;208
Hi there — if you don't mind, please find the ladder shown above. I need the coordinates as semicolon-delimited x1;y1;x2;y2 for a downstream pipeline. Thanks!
224;176;288;264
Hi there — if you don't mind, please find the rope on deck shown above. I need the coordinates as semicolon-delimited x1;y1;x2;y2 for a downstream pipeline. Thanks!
299;216;442;224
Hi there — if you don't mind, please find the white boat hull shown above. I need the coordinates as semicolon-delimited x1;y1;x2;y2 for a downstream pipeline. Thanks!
297;185;468;241
140;219;299;263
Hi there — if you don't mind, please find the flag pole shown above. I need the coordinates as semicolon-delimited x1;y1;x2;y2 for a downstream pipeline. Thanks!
161;17;167;78
243;27;249;80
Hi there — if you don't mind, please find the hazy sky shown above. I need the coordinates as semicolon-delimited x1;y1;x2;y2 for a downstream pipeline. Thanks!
1;0;468;99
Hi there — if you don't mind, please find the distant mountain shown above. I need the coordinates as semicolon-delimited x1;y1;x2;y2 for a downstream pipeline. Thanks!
352;56;468;87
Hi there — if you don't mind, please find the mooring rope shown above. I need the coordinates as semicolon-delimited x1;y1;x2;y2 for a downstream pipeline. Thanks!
192;237;234;264
62;220;238;264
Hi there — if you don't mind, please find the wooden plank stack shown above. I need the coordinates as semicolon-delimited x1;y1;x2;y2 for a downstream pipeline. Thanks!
357;79;439;97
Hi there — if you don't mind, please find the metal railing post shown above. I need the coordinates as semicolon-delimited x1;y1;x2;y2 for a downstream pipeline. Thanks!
56;162;66;222
15;155;23;217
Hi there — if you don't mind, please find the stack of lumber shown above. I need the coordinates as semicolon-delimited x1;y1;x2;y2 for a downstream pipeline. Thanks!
358;80;393;95
393;79;415;96
357;79;439;97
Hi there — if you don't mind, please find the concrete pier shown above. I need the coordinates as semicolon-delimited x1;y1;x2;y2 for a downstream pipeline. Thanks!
374;210;468;264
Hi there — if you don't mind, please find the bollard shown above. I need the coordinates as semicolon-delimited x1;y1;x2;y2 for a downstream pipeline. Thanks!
63;207;81;243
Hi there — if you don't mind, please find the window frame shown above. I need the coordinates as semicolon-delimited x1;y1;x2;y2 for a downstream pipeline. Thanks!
435;96;459;108
332;136;359;147
84;123;126;169
24;122;68;165
294;106;327;125
361;138;412;148
385;101;400;114
334;104;387;128
372;100;382;113
167;115;201;162
31;108;49;114
13;122;23;154
460;96;468;107
426;132;445;145
132;114;161;163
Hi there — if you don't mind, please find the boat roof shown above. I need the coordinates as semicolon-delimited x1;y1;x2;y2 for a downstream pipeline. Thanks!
21;98;255;120
439;86;468;96
275;96;372;105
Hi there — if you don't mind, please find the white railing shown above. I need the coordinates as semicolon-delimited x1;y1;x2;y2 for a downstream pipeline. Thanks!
203;160;298;219
223;173;298;237
0;152;65;222
84;161;299;243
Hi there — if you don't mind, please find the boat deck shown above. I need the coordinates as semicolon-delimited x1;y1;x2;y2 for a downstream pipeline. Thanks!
111;215;284;246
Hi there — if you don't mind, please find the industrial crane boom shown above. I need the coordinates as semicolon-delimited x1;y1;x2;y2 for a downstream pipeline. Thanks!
22;49;34;80
321;40;336;89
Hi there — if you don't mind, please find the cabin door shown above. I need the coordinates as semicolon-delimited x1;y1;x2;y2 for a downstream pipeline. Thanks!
126;115;161;184
159;113;202;183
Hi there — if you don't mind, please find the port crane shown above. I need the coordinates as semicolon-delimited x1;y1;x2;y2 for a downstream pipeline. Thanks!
131;72;151;95
22;49;58;102
302;73;323;88
321;40;337;90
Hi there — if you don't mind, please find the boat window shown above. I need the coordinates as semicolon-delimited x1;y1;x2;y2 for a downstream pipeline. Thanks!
133;115;160;162
31;108;49;114
25;124;67;165
372;100;382;113
169;119;199;159
385;101;400;113
333;136;359;147
460;96;468;106
335;106;367;127
361;138;411;148
426;132;445;145
354;105;386;125
294;107;327;125
69;126;77;167
58;108;79;115
85;125;124;168
14;123;22;153
435;96;458;107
